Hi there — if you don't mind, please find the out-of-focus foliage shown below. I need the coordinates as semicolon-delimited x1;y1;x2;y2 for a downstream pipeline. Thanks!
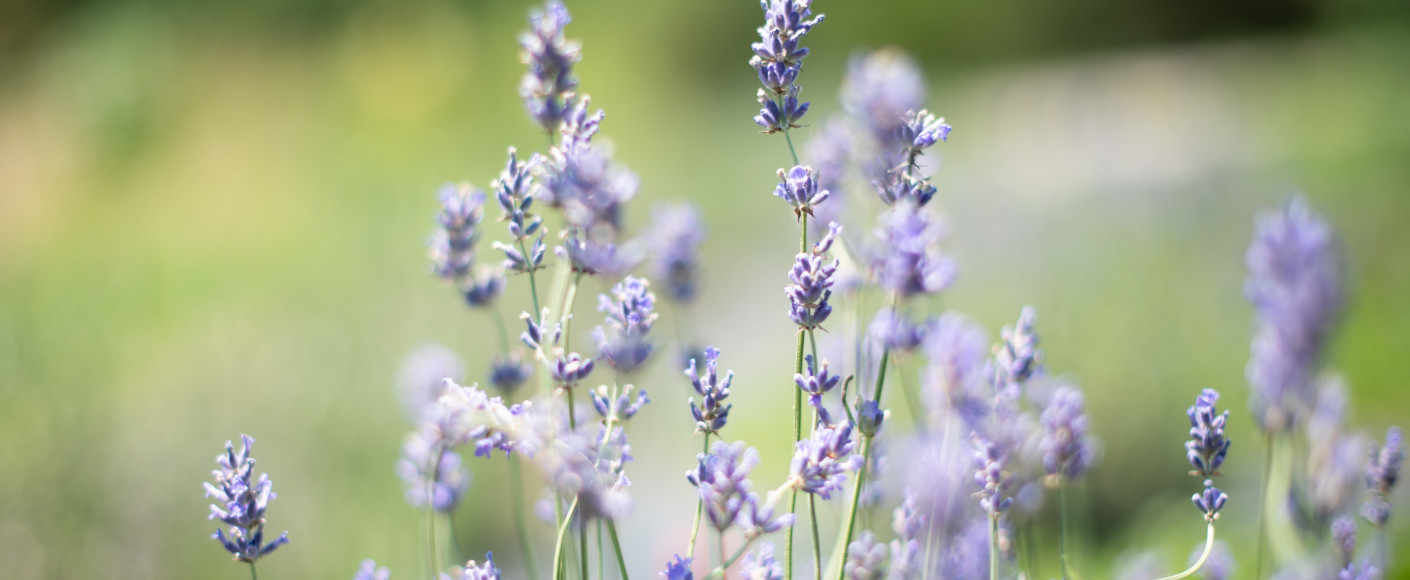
0;0;1407;579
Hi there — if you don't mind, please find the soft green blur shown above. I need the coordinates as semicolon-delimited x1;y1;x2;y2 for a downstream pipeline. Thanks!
1;0;1407;579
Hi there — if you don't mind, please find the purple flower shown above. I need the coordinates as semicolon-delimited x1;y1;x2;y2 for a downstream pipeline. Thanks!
790;421;864;498
1193;480;1228;520
396;428;470;513
686;441;759;532
519;1;579;133
1331;515;1357;567
433;380;536;457
1338;560;1381;580
842;50;925;142
430;183;484;281
1361;426;1401;526
742;543;784;580
647;203;706;303
774;165;831;220
795;354;841;424
1245;197;1344;432
204;435;290;563
755;86;810;134
661;555;693;580
352;560;390;580
538;99;640;234
492;237;547;276
896;109;952;154
494;147;542;242
844;531;890;580
872;204;955;300
594;276;658;374
396;343;463;423
857;400;886;438
687;347;733;434
786;242;840;330
1187;540;1235;580
591;385;649;421
744;493;795;535
487;352;534;394
921;313;990;429
972;433;1012;515
749;0;823;127
455;553;501;580
556;230;642;277
869;308;925;353
992;306;1041;387
888;489;925;580
1186;389;1231;478
1041;385;1094;480
542;424;634;520
804;117;853;236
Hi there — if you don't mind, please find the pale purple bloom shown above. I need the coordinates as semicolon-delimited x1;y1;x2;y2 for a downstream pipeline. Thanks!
1245;197;1344;432
549;352;595;388
430;183;485;282
790;422;864;498
921;313;990;429
1193;480;1228;520
1331;515;1357;567
591;385;649;421
687;346;733;434
1186;389;1231;478
755;86;810;134
1188;540;1235;580
396;428;470;513
743;494;795;535
795;354;841;425
993;306;1041;386
686;441;759;532
938;518;992;580
1041;385;1094;480
972;433;1012;514
493;147;541;241
205;435;290;563
857;399;886;438
544;425;634;520
742;543;784;580
896;109;952;155
774;165;831;220
455;553;501;580
556;229;642;277
647;203;706;303
519;1;579;133
487;352;534;394
1362;426;1402;526
352;559;390;580
842;50;925;142
887;489;925;580
538;99;639;234
844;531;890;580
869;308;925;353
805;117;854;236
1338;560;1381;580
396;343;462;422
787;247;839;330
873;204;955;300
492;236;546;276
594;276;658;374
661;555;693;580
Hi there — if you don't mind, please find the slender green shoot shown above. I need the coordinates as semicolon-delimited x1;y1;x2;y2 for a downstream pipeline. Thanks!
1151;523;1216;580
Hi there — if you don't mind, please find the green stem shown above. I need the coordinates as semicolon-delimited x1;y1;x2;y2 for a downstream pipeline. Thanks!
809;495;823;580
561;272;584;352
249;561;258;580
701;537;759;580
990;513;1000;580
428;450;443;576
1150;523;1216;580
518;238;543;316
509;457;540;580
896;356;925;434
607;519;631;580
719;531;728;568
580;513;589;580
553;498;581;580
686;434;712;559
597;521;605;580
784;173;811;580
783;127;801;166
1256;432;1273;580
1059;481;1071;580
836;435;874;580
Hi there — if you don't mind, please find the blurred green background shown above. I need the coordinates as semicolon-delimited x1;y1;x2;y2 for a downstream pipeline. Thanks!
1;0;1408;578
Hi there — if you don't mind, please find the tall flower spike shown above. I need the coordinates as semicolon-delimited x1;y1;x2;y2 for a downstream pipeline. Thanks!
873;203;955;301
430;183;484;282
594;277;658;374
1186;388;1231;478
888;489;925;580
749;0;823;128
971;433;1012;515
591;385;650;421
795;354;841;425
1041;385;1094;481
519;1;579;133
1245;196;1344;432
786;248;839;331
686;441;760;532
789;421;864;499
204;435;290;563
1362;426;1402;526
993;306;1041;387
648;203;706;303
869;308;925;353
494;147;542;242
687;346;733;434
661;555;694;580
842;50;925;143
774;165;830;220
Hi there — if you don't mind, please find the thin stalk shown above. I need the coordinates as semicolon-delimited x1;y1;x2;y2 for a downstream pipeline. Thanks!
1023;516;1038;580
896;357;925;434
809;495;823;580
1150;523;1216;580
607;519;631;580
597;521;605;580
553;498;582;580
518;238;543;316
249;562;258;580
701;537;759;580
783;145;809;580
509;457;540;580
427;450;443;576
719;531;728;568
686;434;713;559
836;435;874;580
580;515;589;580
1256;431;1272;580
989;513;1000;580
561;272;584;352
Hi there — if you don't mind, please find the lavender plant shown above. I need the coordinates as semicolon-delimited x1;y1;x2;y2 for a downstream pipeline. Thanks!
204;435;289;578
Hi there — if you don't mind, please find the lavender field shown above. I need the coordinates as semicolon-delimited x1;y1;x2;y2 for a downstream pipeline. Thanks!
0;1;1408;579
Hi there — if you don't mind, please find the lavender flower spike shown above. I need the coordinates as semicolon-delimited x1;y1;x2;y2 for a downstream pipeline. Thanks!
687;441;760;532
888;489;925;580
454;553;501;580
844;531;890;580
1186;388;1231;478
591;385;650;421
204;435;290;563
1193;480;1228;520
971;433;1012;515
993;306;1041;386
789;421;864;499
1041;385;1094;481
1245;196;1344;432
774;165;830;220
648;203;707;303
786;241;839;330
352;559;391;580
396;428;470;512
430;183;506;307
519;1;579;133
594;276;658;374
743;543;785;580
795;354;841;424
1362;426;1402;526
873;203;955;301
687;346;733;434
749;0;823;129
662;555;694;580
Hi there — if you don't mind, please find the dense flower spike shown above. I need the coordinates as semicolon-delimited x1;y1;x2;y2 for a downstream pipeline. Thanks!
922;313;991;429
873;203;955;300
687;346;733;434
844;531;890;580
1362;426;1402;526
1041;385;1094;480
1193;480;1228;520
786;240;840;330
1332;515;1357;567
743;543;785;580
774;165;831;220
352;559;391;580
795;354;841;424
749;0;823;129
648;203;706;303
992;306;1041;387
396;428;470;512
591;385;650;421
494;148;541;239
204;435;290;563
487;352;535;394
1186;389;1231;478
971;433;1012;515
1245;197;1344;432
790;421;864;498
686;441;760;532
519;1;579;133
594;277;658;373
661;555;694;580
431;183;485;282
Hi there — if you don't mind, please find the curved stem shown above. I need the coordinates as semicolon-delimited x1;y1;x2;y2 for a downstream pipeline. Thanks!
1150;523;1216;580
509;457;540;580
686;434;712;559
607;519;631;580
553;498;581;580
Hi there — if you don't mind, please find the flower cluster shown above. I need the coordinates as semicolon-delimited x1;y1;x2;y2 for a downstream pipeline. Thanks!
872;204;954;300
843;531;889;580
786;222;841;330
594;276;658;374
492;147;547;275
591;385;650;421
1186;388;1231;478
795;354;841;425
687;441;760;532
1040;386;1094;481
750;0;823;132
790;421;864;499
204;435;290;563
519;0;579;133
774;165;831;220
971;433;1012;515
431;183;506;307
522;308;595;389
395;427;470;512
686;347;733;435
